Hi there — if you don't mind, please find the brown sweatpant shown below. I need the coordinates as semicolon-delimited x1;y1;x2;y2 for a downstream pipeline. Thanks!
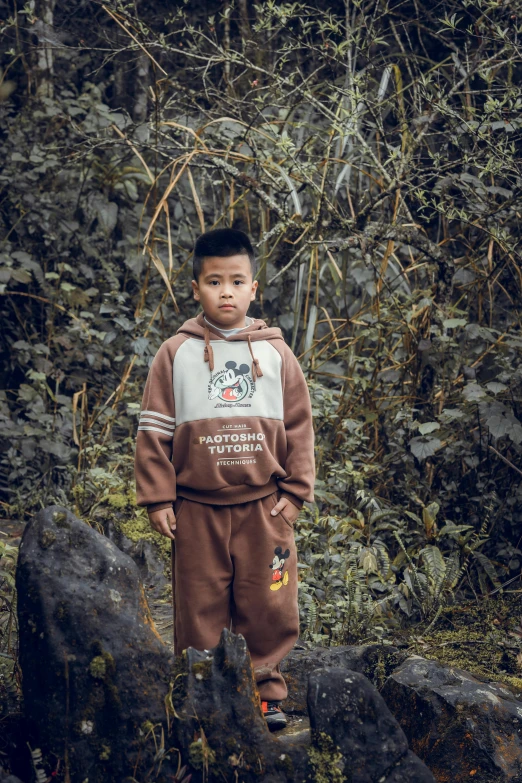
171;490;299;701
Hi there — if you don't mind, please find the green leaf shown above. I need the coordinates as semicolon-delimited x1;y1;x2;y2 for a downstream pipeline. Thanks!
486;414;511;439
462;383;486;401
438;408;465;421
418;422;440;435
409;436;442;460
11;268;32;283
438;524;473;538
443;318;467;329
486;382;507;395
96;201;118;234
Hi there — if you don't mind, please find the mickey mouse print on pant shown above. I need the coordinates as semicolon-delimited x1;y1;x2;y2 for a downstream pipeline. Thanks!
208;361;253;403
269;546;290;591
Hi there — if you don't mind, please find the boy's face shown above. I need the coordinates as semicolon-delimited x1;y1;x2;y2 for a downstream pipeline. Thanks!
192;254;258;329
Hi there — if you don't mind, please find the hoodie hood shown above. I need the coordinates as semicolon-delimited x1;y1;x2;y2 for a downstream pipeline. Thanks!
176;312;284;380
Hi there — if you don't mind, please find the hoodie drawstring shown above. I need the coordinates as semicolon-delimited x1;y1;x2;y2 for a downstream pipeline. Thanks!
203;325;263;383
247;335;263;381
203;326;215;372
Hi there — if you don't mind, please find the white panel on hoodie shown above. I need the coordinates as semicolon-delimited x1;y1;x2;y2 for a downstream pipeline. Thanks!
173;337;284;426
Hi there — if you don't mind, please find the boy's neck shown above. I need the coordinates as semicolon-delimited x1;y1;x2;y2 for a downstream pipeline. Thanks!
204;313;250;331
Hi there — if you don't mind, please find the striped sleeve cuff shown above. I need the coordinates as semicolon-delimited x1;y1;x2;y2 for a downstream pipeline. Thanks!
138;409;176;437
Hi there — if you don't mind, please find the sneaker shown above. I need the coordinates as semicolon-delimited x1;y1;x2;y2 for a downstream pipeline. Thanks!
262;700;287;731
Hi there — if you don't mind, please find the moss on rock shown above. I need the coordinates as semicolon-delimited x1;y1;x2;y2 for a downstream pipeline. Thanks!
114;509;172;565
308;731;345;783
107;493;129;510
90;655;107;679
38;529;56;549
52;511;68;526
189;737;216;770
408;595;522;694
191;659;213;681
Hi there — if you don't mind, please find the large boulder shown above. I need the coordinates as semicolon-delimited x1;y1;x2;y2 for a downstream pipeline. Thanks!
382;656;522;782
308;667;435;782
281;643;407;714
15;505;177;782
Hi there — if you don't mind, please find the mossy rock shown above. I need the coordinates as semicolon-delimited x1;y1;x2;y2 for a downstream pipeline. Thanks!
112;508;172;565
308;732;345;783
408;595;522;694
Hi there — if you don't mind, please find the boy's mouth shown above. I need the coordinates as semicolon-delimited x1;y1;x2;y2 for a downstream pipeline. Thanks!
219;304;235;309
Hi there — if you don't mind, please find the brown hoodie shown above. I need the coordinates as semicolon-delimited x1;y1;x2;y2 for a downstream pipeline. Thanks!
134;312;315;513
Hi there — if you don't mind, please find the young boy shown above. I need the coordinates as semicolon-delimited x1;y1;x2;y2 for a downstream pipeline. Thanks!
134;228;315;730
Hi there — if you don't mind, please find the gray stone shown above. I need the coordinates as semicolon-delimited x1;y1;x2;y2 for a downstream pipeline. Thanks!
173;629;308;783
15;505;176;783
382;655;522;782
102;514;170;603
307;667;435;782
281;642;407;714
0;770;24;783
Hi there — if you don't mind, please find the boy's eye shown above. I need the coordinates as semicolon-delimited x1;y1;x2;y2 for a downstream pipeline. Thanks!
209;280;219;285
233;280;244;285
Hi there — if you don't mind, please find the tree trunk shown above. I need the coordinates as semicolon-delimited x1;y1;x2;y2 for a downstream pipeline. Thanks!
34;0;56;100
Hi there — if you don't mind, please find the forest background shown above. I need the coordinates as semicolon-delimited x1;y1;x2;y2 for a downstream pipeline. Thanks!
1;0;522;692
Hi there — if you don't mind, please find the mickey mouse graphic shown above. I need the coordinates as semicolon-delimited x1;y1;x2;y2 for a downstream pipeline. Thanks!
208;361;251;402
269;546;290;591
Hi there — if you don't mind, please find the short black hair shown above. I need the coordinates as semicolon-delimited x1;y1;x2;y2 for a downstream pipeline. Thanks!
192;228;256;281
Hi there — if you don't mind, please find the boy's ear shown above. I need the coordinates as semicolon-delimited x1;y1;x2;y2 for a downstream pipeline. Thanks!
191;279;200;301
250;279;258;301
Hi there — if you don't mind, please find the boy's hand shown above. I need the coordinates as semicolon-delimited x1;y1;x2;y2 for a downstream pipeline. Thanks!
148;507;176;540
271;498;300;525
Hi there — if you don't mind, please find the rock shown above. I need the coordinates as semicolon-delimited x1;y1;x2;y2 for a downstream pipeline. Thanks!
0;770;25;783
15;505;177;783
281;642;406;714
382;655;522;782
101;515;173;645
102;513;170;604
307;667;435;782
173;628;309;783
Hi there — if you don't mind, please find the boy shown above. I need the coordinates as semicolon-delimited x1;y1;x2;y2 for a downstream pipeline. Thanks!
134;228;315;730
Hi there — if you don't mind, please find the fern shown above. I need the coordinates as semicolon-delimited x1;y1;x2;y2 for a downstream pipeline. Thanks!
452;493;497;592
444;550;461;591
394;531;426;602
306;602;317;638
27;745;47;783
374;540;391;579
421;545;447;596
472;551;501;590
